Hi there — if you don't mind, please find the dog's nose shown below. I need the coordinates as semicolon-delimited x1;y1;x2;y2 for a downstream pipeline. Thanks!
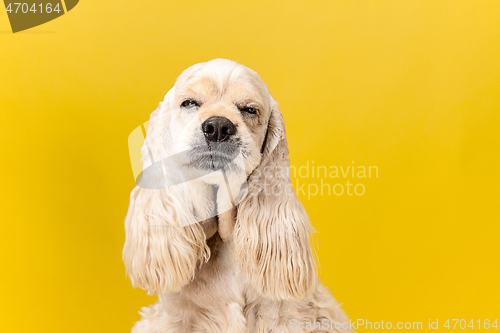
202;116;237;142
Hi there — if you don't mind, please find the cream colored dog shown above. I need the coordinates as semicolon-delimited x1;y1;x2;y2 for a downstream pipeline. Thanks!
123;59;352;332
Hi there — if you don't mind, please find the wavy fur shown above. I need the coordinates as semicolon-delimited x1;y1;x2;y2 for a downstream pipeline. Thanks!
123;103;210;294
234;102;316;299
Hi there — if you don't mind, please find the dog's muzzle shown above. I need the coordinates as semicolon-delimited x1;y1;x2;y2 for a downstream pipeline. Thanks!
183;116;240;171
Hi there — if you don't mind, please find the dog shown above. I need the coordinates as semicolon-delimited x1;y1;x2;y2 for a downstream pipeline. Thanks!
123;59;352;332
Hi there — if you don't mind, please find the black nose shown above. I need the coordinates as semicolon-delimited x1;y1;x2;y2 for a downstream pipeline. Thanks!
202;116;237;142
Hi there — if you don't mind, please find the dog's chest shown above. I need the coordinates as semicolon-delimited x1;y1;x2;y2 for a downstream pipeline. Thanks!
159;236;249;332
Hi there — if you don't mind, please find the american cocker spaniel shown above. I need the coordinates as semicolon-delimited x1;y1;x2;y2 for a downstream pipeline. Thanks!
123;59;352;333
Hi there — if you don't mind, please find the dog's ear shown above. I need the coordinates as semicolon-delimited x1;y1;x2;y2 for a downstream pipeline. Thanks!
123;99;209;294
233;99;317;300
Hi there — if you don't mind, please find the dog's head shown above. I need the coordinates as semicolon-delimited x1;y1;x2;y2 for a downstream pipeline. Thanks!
167;59;271;176
124;59;316;299
142;59;273;187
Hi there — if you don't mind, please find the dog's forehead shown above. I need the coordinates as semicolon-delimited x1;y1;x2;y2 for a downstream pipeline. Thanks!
175;62;270;106
183;78;264;103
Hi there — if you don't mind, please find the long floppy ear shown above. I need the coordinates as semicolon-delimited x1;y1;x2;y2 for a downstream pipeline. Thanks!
233;100;317;300
123;100;209;294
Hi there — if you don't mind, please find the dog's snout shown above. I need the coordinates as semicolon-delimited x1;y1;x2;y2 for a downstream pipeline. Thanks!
202;116;237;142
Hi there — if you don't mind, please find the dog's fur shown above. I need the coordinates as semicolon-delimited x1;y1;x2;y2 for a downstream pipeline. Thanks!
123;59;352;332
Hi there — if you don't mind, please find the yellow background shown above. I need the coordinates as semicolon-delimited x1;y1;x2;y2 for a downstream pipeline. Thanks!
1;1;499;332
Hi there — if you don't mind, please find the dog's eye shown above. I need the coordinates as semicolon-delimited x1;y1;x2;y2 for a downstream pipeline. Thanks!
239;106;257;114
181;99;200;109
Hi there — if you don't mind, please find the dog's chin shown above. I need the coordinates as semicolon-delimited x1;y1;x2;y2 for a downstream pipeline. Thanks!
192;155;235;171
189;142;240;171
